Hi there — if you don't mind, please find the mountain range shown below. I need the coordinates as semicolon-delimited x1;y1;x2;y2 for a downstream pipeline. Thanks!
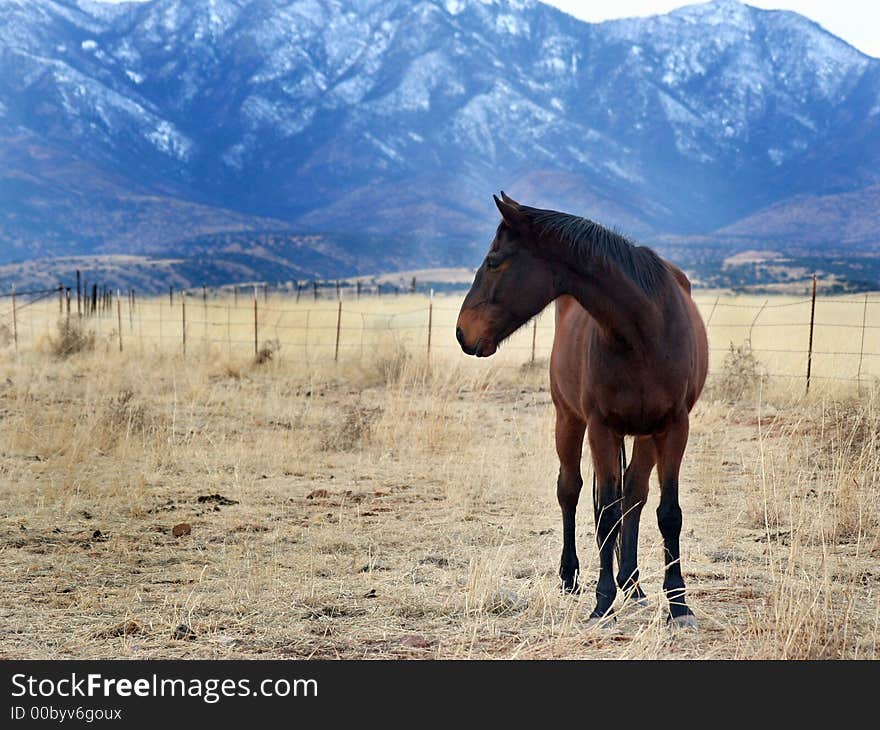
1;0;879;290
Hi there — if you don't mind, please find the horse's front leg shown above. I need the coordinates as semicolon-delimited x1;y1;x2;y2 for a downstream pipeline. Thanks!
555;408;585;593
617;436;656;605
653;412;697;629
587;420;623;621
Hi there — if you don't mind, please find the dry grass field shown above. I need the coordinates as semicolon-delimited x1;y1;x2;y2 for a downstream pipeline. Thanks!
0;291;878;659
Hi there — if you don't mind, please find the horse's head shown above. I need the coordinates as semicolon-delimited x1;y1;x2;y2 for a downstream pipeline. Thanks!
456;192;556;357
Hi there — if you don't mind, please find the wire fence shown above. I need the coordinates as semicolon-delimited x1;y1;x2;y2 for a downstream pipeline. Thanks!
2;280;880;388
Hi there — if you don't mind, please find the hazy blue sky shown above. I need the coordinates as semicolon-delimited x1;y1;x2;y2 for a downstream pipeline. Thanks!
95;1;880;58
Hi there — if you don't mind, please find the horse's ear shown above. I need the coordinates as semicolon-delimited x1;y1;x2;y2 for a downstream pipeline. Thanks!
493;194;526;229
499;190;520;207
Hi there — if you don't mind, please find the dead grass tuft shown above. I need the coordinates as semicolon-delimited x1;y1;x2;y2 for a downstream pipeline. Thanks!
0;293;878;660
711;341;762;401
49;318;95;359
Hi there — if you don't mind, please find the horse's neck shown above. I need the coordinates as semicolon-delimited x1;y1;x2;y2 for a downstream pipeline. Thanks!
554;259;661;350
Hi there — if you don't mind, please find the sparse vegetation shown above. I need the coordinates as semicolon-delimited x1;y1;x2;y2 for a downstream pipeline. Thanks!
0;293;878;659
254;339;281;365
48;318;95;358
714;340;762;401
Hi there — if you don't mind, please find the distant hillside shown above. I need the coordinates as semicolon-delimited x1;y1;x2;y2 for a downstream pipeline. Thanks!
1;0;878;288
715;185;880;251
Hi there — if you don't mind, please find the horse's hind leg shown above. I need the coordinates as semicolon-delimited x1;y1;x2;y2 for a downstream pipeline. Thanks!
555;408;585;593
653;413;697;628
617;436;656;605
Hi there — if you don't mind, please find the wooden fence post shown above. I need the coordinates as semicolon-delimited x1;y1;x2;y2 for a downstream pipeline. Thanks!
234;285;238;308
427;290;433;357
11;284;18;352
253;286;259;358
91;284;97;317
181;293;187;357
66;288;71;323
117;298;123;353
76;270;82;317
312;280;318;301
857;293;869;387
531;317;537;365
805;274;817;394
58;284;63;314
334;299;342;362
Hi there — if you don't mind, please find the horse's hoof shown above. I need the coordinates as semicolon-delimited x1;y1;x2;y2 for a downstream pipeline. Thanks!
586;614;617;631
668;613;698;630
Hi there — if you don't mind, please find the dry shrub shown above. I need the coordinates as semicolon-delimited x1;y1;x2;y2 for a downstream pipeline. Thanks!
70;388;161;457
369;343;413;386
741;567;857;659
742;388;880;546
713;341;762;400
254;339;281;365
49;318;95;358
320;402;381;451
103;389;150;438
815;393;880;461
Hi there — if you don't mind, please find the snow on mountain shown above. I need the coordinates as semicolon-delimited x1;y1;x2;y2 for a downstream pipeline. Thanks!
1;0;878;275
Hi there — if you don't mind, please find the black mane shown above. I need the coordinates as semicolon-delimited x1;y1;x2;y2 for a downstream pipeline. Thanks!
521;207;668;296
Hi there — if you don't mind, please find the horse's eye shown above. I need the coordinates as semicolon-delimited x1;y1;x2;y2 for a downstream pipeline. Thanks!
486;256;502;271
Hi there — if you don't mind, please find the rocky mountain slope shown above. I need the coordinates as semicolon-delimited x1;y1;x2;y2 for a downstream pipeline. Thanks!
1;0;878;289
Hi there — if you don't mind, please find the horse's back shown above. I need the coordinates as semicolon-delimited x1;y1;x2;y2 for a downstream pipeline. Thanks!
666;261;692;295
669;264;708;409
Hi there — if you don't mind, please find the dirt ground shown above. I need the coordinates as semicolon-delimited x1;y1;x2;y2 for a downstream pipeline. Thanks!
0;342;878;659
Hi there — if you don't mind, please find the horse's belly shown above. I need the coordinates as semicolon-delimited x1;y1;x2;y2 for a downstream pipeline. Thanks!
602;408;675;436
593;375;685;436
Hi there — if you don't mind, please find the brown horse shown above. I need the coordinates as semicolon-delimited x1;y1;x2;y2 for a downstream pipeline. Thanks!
456;192;708;628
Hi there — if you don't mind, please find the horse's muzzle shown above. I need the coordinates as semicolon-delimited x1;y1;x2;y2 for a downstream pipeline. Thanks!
456;326;477;356
456;327;495;357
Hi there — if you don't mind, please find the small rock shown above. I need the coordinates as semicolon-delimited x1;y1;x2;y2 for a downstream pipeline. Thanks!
358;563;390;573
172;624;196;641
363;588;377;599
172;523;191;538
95;620;142;638
307;489;330;500
486;588;524;614
196;494;238;506
707;549;742;563
399;635;431;649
